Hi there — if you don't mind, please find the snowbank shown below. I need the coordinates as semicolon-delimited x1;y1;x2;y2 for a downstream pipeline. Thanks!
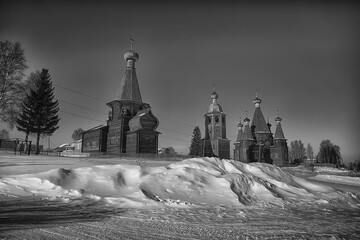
1;157;359;209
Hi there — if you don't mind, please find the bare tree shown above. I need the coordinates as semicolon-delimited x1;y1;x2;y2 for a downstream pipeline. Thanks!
0;40;27;128
0;129;9;139
306;143;314;160
72;128;84;141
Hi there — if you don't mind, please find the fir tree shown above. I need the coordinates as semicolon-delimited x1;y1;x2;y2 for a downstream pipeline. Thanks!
16;69;60;154
189;126;202;156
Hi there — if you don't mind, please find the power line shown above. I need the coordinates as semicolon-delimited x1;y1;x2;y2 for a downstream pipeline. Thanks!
59;99;107;114
158;127;192;137
59;110;105;123
54;84;107;102
160;117;195;128
160;135;190;143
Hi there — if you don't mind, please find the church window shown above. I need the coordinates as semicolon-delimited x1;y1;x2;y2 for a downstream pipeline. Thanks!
215;116;219;123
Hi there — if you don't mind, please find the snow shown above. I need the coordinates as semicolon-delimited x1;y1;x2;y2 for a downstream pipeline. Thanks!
314;166;350;174
314;174;360;186
1;155;360;239
1;157;358;209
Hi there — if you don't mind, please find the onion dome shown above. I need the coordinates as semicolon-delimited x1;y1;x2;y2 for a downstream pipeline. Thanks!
211;91;219;100
124;50;139;62
267;117;272;128
244;117;250;124
253;97;262;106
242;117;254;140
236;121;244;142
208;91;223;113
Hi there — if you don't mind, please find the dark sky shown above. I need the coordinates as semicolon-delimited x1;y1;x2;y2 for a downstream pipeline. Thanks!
1;0;359;162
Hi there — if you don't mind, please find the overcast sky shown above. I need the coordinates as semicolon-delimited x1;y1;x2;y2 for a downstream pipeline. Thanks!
1;0;359;162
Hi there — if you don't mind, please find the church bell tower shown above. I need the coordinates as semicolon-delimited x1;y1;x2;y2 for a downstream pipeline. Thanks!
201;90;230;159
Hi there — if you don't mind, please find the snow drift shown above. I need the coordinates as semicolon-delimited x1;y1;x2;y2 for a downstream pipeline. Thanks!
0;157;359;208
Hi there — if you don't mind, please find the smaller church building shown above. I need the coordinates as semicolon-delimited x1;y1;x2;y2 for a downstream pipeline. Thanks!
233;95;289;166
200;90;289;165
201;91;231;159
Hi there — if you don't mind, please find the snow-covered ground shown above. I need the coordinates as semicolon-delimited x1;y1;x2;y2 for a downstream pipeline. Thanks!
1;155;360;239
313;166;350;174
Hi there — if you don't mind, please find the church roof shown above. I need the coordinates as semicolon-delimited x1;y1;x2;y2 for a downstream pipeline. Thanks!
236;130;243;142
115;64;142;102
115;46;142;103
242;124;254;140
274;117;285;139
251;107;270;133
128;108;159;131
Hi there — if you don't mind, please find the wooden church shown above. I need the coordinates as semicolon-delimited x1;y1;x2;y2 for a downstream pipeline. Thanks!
201;90;231;159
82;41;160;155
233;94;289;166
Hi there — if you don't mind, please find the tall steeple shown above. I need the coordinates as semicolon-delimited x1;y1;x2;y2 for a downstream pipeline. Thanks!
251;92;270;134
274;116;285;139
235;118;243;142
202;88;230;159
115;38;142;103
242;117;254;140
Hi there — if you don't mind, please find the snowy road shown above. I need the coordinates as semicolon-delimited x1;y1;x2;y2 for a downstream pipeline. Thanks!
1;195;359;239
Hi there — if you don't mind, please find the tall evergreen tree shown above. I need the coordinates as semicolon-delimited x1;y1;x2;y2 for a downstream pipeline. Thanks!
189;126;202;156
16;69;60;154
16;71;40;146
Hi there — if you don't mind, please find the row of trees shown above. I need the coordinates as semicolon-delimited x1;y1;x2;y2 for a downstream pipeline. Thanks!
348;159;360;171
316;140;341;166
288;139;342;166
0;40;60;154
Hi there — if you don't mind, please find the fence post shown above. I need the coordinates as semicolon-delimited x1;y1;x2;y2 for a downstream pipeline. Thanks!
28;141;32;155
14;140;17;155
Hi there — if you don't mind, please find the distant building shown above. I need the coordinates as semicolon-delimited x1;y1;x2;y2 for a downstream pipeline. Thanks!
234;94;289;165
158;147;177;155
201;91;230;159
82;42;160;155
